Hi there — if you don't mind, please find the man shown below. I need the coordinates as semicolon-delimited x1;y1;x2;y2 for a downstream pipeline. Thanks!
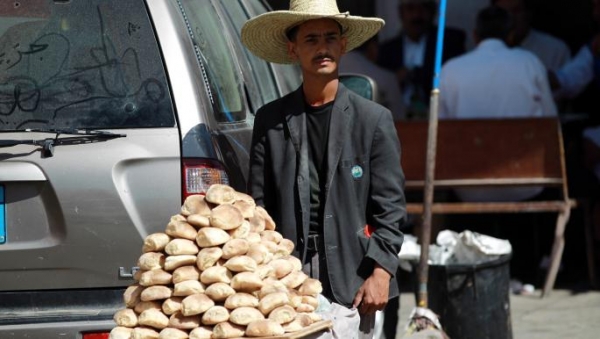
439;5;557;202
378;0;465;119
241;0;406;338
338;36;406;120
494;0;571;71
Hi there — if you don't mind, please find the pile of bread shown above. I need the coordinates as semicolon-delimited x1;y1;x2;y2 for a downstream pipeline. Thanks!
110;184;323;339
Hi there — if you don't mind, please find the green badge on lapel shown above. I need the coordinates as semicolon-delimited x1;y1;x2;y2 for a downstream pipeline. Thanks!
351;165;363;179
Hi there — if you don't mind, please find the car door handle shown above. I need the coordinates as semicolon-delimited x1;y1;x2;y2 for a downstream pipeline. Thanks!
0;162;47;181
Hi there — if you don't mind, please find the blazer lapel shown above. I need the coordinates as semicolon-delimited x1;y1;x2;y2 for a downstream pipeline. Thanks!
325;84;351;192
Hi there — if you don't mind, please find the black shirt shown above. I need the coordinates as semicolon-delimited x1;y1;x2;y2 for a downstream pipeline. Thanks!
305;101;333;234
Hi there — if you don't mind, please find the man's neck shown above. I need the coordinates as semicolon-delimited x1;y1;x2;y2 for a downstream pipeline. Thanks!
302;76;339;106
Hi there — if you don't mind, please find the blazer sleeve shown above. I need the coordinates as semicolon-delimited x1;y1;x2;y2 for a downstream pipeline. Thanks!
364;109;406;276
248;105;275;209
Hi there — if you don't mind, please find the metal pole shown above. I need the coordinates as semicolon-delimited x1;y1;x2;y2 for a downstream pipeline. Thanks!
417;0;447;309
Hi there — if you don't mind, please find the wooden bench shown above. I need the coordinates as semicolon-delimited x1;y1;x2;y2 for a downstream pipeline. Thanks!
396;117;576;297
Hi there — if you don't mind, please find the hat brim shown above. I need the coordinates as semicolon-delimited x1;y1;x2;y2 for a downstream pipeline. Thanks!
241;11;384;64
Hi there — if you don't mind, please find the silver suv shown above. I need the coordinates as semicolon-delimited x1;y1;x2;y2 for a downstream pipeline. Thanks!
0;0;300;337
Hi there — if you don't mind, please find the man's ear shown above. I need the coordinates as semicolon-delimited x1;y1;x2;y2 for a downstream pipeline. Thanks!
287;41;298;61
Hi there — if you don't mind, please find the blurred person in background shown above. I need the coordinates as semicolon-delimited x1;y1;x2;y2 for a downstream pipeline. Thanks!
378;0;465;119
339;36;406;120
494;0;571;71
439;5;557;202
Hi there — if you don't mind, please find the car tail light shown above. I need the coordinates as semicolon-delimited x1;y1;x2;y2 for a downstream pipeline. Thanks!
82;333;109;339
182;158;229;200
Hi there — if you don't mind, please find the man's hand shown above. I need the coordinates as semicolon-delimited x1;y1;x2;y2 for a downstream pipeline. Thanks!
352;264;391;315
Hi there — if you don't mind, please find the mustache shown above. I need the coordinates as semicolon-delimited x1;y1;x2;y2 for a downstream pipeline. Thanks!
313;53;335;62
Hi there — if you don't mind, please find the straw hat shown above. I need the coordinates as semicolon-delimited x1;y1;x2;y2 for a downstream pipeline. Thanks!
241;0;384;64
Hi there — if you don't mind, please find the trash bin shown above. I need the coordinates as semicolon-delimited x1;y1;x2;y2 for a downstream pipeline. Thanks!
426;254;513;339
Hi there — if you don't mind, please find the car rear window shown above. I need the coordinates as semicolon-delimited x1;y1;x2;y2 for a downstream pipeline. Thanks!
176;0;246;124
0;0;176;131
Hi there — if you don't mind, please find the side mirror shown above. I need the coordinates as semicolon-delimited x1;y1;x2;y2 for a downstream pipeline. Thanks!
339;73;379;103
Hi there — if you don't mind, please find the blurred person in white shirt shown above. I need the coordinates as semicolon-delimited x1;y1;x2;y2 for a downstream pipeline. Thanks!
439;5;557;202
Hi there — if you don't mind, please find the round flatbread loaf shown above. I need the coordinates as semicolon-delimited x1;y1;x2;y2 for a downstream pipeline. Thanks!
196;247;223;271
138;309;169;329
189;326;213;339
173;280;205;297
233;200;255;219
141;286;173;301
124;284;144;308
165;255;198;271
248;215;266;233
229;307;265;325
286;255;302;272
268;305;296;324
172;266;201;284
181;293;215;316
169;311;201;330
295;303;315;313
230;271;263;292
260;230;283;244
162;297;184;315
246;232;262;244
135;301;162;314
258;292;289;315
165;239;199;256
109;326;133;339
131;326;160;339
200;266;232;284
196;227;231;248
139;269;172;287
201;306;230;325
221;239;250;259
205;184;237;205
205;282;236;302
280;271;308;289
234;191;256;206
187;214;211;228
255;264;275;279
247;243;269;265
143;233;171;253
159;327;189;339
210;204;244;230
299;278;323;296
166;220;197;240
283;313;313;333
257;280;288;299
268;259;293;279
255;206;276;231
301;295;319;308
138;252;165;271
246;319;285;337
213;322;246;339
114;308;138;327
228;219;251;239
224;256;257;272
181;194;212;217
278;239;295;255
224;293;259;309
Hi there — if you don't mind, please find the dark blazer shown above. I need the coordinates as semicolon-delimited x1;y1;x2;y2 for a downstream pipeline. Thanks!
378;27;466;96
248;84;406;307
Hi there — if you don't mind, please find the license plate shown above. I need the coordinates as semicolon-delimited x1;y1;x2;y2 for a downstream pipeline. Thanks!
0;186;5;244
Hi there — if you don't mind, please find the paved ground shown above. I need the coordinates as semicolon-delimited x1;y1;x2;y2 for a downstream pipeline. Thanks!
393;286;600;339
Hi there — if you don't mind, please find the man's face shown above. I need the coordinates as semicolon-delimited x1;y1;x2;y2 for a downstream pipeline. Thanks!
287;19;347;78
399;3;434;40
495;0;529;45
